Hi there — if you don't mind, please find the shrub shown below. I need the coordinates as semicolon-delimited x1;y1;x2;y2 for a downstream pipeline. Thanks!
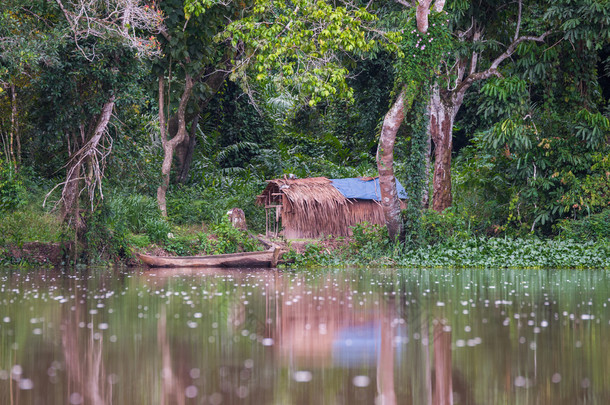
107;194;160;234
349;222;391;259
0;160;27;212
164;236;195;256
126;233;151;248
420;208;473;245
196;218;261;254
144;217;171;244
556;209;610;241
283;243;333;267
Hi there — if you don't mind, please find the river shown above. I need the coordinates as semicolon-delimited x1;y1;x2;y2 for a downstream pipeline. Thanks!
1;267;609;404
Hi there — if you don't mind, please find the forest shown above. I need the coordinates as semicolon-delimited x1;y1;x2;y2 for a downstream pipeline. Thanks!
1;0;610;267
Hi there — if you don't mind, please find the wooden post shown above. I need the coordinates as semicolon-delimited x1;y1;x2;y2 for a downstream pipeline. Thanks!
270;247;281;267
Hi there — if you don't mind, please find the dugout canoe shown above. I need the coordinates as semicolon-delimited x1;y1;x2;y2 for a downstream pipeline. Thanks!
137;247;282;268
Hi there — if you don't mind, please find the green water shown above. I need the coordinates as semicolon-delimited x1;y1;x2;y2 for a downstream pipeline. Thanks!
1;267;609;404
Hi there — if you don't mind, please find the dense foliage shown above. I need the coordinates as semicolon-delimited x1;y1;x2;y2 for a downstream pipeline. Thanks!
0;0;609;266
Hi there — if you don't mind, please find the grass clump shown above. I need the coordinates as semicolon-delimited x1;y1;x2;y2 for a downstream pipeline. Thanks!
0;206;66;247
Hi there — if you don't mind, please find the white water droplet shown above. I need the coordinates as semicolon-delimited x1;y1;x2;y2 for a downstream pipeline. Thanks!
185;385;198;398
293;371;312;382
353;375;370;387
19;379;33;390
70;393;84;404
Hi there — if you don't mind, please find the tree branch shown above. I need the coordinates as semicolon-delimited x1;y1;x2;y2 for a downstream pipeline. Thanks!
455;30;552;96
514;0;522;42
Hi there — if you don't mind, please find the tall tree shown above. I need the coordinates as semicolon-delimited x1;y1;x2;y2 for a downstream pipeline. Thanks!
1;1;163;234
51;0;162;232
426;0;552;212
154;0;236;216
377;0;448;240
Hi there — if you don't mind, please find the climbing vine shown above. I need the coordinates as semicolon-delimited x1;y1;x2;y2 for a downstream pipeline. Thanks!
393;11;452;245
393;11;452;90
402;88;431;246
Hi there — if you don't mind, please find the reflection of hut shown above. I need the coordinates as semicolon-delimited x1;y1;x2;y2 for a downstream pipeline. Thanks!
256;177;407;239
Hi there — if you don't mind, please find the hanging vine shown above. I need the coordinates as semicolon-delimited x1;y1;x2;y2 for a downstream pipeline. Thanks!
393;11;452;245
402;88;431;246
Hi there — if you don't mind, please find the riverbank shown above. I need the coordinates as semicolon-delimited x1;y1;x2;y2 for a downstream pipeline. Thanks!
3;234;609;270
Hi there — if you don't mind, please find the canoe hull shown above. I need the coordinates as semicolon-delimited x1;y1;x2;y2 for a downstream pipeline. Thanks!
137;249;280;268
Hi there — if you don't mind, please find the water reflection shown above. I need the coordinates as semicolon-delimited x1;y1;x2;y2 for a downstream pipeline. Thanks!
0;267;609;404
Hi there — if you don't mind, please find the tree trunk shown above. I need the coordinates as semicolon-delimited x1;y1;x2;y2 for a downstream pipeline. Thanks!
429;86;457;213
60;97;115;232
61;159;85;232
174;66;229;182
9;83;17;168
157;74;196;217
377;87;406;241
376;0;446;239
432;321;453;405
177;113;200;184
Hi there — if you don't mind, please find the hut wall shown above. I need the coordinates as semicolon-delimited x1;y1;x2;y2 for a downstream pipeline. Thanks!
282;199;389;239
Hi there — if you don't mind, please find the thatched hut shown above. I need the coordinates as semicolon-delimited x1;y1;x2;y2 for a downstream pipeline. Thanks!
256;177;407;239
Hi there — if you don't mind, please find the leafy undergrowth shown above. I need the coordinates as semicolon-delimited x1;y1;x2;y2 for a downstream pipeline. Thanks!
284;237;610;269
127;217;264;259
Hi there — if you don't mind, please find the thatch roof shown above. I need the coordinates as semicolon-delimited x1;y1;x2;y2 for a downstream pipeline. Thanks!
256;177;348;210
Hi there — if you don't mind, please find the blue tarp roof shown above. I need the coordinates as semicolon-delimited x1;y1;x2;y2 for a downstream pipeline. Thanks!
330;178;408;200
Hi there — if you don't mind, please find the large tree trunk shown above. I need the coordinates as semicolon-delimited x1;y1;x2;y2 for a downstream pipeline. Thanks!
377;87;406;241
62;158;85;232
429;86;457;213
376;0;446;240
422;121;432;209
157;74;196;216
174;67;230;182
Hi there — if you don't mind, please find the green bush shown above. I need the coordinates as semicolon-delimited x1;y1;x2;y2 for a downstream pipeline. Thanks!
166;182;266;233
196;218;261;254
348;222;392;260
164;236;195;256
84;205;129;262
283;243;333;267
556;209;610;241
108;194;160;234
126;233;151;248
420;208;473;245
144;217;171;244
0;160;27;212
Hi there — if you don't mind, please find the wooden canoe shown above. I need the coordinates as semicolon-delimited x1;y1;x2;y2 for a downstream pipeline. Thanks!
137;247;282;268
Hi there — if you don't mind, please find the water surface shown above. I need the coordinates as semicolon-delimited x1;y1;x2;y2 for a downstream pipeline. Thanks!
1;267;609;404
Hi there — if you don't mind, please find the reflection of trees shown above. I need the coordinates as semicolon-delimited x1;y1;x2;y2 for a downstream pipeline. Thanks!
8;267;609;403
158;306;186;405
61;282;111;405
377;306;396;405
432;321;452;405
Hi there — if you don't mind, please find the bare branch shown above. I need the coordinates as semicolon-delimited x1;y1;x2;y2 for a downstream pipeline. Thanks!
455;31;552;96
45;97;115;211
55;0;165;59
514;0;522;42
395;0;412;8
